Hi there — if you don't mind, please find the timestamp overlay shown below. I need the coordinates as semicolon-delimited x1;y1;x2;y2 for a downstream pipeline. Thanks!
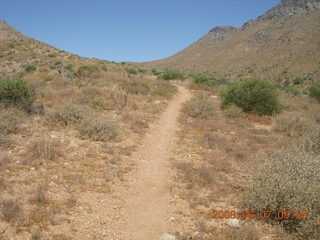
211;210;311;220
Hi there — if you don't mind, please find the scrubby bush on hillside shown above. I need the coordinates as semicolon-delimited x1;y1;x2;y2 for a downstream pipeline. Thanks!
161;71;184;80
73;88;113;110
151;68;161;76
183;93;216;118
24;64;36;73
244;129;320;239
125;67;138;74
222;105;245;118
77;65;100;78
220;78;281;115
151;81;177;97
309;85;320;102
0;79;35;110
0;107;25;135
192;74;228;86
48;104;118;141
119;80;150;95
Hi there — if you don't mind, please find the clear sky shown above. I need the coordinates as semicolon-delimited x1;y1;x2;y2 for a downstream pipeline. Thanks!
1;0;280;62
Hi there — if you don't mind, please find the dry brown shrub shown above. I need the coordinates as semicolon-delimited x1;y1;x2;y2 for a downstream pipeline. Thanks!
0;107;25;135
183;93;216;118
27;137;62;161
111;86;128;110
273;113;316;137
73;87;113;110
1;198;22;223
223;104;245;118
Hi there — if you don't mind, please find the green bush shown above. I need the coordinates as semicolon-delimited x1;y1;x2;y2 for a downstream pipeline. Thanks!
151;68;161;76
47;53;56;58
125;67;138;74
192;74;228;86
65;64;74;72
244;131;320;238
0;79;35;110
161;71;184;80
293;77;304;85
285;86;301;96
309;85;320;102
77;65;100;78
24;64;36;73
220;78;281;115
138;68;147;73
183;93;216;118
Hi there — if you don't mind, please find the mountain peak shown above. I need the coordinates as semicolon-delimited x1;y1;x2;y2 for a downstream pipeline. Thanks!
260;0;320;20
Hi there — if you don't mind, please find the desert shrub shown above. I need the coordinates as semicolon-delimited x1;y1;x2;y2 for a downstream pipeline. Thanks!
273;114;315;137
111;86;128;110
220;78;281;115
223;105;245;118
47;104;91;127
152;80;177;97
1;198;22;222
309;85;320;102
24;64;37;73
125;67;138;74
138;68;147;73
73;87;112;110
28;137;62;161
65;64;73;72
293;77;304;85
79;114;118;141
77;65;100;78
161;71;184;80
243;145;320;239
151;68;161;75
47;53;56;58
0;79;35;110
183;93;216;118
297;128;320;154
0;107;25;135
48;104;118;141
192;74;229;86
285;86;301;96
120;80;150;95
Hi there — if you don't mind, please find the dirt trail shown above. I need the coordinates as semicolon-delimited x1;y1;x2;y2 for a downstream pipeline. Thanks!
72;85;191;239
114;85;191;239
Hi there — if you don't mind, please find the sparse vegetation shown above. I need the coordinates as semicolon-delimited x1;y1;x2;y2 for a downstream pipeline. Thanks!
161;70;184;80
125;67;138;74
24;64;37;73
120;80;150;95
183;93;216;118
0;107;25;135
73;87;112;110
48;104;118;141
223;104;245;118
77;65;100;78
244;130;320;239
220;78;281;115
309;85;320;102
0;78;35;110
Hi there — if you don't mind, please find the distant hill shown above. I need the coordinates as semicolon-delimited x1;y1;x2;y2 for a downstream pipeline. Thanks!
142;0;320;85
0;20;117;78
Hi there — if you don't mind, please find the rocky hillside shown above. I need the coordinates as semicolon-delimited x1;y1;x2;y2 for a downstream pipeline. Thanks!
143;0;320;86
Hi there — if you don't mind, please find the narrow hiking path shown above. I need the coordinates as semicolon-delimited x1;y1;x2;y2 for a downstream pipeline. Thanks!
111;85;191;239
72;85;191;239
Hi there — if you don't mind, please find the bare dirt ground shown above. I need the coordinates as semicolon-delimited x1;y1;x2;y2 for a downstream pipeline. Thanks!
70;85;191;240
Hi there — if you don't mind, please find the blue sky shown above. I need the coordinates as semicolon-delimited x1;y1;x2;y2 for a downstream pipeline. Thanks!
1;0;280;62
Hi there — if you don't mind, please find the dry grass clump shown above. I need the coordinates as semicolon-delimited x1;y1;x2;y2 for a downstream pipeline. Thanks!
0;198;22;223
79;114;118;141
27;137;62;162
223;104;245;118
0;107;25;135
297;128;320;154
111;86;128;110
151;80;177;97
243;131;320;239
119;80;151;95
273;113;316;137
73;87;113;110
183;93;216;118
48;103;119;141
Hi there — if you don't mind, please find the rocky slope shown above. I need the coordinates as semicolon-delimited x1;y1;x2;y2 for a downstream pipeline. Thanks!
142;0;320;85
